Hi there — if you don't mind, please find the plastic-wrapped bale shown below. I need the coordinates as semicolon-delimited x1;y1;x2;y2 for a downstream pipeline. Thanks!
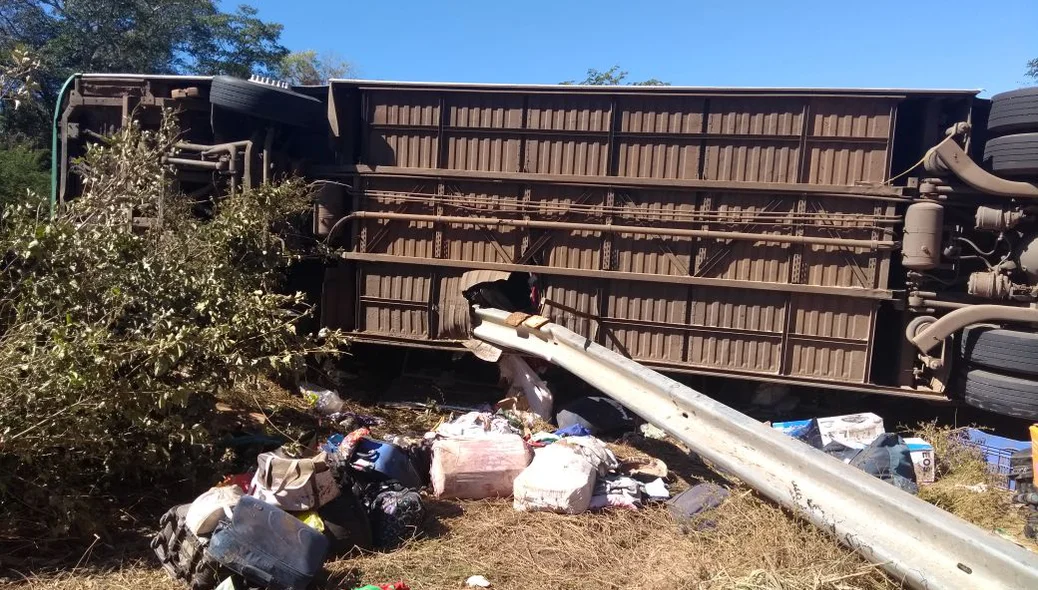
513;443;597;514
430;434;533;499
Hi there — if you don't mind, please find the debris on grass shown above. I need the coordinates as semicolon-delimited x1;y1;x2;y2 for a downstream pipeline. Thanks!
11;395;1037;590
914;422;1028;538
326;491;895;590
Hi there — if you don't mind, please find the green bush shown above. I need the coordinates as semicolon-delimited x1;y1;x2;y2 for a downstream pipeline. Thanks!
0;143;49;209
0;113;341;536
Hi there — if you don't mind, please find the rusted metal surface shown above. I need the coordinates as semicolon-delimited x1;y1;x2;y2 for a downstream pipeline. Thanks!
332;82;950;387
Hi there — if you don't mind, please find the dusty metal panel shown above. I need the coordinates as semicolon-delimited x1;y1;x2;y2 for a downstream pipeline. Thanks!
531;184;606;270
787;295;873;382
340;84;932;388
437;270;481;340
542;277;600;340
604;282;689;364
365;91;439;168
686;289;787;374
358;264;431;338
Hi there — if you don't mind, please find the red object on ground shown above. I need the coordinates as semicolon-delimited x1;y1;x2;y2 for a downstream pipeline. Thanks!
219;472;253;493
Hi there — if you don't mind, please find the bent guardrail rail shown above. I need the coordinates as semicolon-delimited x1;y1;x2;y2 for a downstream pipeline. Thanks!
471;307;1038;590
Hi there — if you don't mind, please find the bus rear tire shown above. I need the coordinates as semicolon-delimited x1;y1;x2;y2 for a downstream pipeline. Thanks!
961;326;1038;376
962;368;1038;421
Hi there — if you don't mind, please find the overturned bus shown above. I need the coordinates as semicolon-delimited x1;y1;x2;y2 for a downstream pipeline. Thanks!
54;74;1038;419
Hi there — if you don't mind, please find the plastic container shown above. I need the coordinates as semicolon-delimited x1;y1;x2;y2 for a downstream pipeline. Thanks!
961;428;1031;489
299;382;346;415
513;444;597;514
352;438;423;489
1031;424;1038;481
430;434;532;499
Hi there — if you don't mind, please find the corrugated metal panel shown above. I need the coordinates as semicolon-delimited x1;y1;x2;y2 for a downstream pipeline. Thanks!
690;192;794;283
442;182;519;263
437;270;479;339
526;94;612;131
446;136;520;172
788;295;873;382
807;98;894;185
543;277;599;339
525;139;609;176
532;184;605;270
605;282;688;364
448;94;523;128
346;86;912;387
524;94;611;175
359;265;430;338
366;91;439;168
687;289;786;374
361;178;435;258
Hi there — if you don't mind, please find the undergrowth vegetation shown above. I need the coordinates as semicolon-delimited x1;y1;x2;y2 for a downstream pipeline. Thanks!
0;113;342;538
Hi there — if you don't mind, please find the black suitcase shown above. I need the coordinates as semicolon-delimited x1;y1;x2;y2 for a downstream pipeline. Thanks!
207;496;329;590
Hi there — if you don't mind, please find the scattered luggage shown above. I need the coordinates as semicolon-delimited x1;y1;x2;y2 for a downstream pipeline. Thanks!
186;485;244;536
152;504;230;590
668;482;730;532
317;489;374;556
668;482;729;520
772;412;885;450
208;496;329;590
250;449;340;512
556;396;636;436
434;411;520;438
513;443;598;514
367;485;427;549
351;437;424;489
589;475;643;510
848;433;919;494
430;434;533;499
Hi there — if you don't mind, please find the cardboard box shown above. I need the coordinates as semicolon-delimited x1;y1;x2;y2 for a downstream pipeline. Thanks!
772;413;885;449
903;437;935;484
816;413;885;446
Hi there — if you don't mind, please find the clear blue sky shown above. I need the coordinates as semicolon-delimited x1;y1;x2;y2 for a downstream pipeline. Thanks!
232;0;1036;96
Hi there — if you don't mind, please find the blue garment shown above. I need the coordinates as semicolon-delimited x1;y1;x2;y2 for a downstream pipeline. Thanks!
322;433;345;454
554;423;592;437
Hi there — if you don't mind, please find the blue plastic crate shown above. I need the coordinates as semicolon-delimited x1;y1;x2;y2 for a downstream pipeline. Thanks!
960;428;1031;490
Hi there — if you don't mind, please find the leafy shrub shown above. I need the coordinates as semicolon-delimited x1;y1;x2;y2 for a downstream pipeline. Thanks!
0;112;341;536
0;143;49;209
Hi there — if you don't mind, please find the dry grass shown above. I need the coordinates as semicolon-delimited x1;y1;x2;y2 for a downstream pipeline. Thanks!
9;403;1032;590
326;493;895;590
914;422;1030;539
3;562;180;590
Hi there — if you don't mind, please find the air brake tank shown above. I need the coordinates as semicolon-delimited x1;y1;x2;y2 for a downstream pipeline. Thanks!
902;201;944;270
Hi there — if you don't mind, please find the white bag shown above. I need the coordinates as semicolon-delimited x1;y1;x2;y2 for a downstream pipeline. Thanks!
513;444;597;514
431;434;532;499
249;450;340;512
498;354;554;421
185;485;243;535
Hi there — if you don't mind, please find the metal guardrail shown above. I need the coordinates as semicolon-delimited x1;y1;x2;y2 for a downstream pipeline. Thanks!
471;307;1038;590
